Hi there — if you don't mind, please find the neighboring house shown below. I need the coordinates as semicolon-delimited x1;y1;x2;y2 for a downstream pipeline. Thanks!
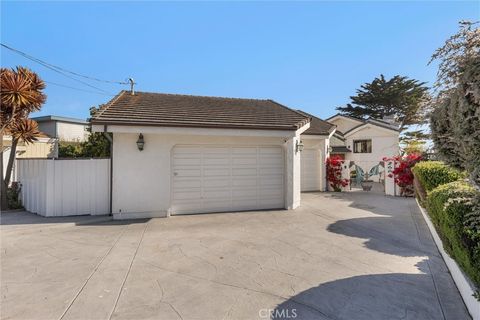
2;133;55;179
326;114;400;182
31;115;90;158
31;115;89;142
91;90;311;219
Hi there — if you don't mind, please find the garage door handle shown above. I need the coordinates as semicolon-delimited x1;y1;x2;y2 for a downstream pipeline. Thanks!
174;172;178;176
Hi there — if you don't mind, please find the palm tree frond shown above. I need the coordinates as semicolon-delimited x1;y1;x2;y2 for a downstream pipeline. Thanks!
7;119;41;144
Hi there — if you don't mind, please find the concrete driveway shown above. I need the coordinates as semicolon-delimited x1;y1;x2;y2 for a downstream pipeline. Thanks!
1;192;470;320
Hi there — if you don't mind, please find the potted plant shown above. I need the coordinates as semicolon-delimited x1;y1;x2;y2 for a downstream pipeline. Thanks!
361;173;373;191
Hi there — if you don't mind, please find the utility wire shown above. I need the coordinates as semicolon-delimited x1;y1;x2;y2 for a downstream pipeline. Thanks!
45;80;115;96
1;43;124;95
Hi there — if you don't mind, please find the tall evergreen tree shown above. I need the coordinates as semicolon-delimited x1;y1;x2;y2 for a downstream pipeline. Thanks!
337;74;430;132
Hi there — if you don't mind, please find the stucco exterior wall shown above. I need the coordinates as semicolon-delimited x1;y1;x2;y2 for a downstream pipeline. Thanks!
301;137;329;191
57;122;89;142
112;132;302;219
343;125;399;162
328;117;363;133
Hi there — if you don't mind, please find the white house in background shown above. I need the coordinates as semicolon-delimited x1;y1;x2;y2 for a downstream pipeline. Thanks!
91;90;311;219
31;115;89;142
326;114;400;182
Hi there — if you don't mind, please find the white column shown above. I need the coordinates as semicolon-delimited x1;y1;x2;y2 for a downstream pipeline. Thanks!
341;160;351;192
285;136;301;209
385;160;396;196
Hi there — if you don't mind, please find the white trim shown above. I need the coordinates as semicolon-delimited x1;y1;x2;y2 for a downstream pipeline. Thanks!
301;134;329;140
344;123;399;137
92;124;310;139
326;114;364;125
416;199;480;320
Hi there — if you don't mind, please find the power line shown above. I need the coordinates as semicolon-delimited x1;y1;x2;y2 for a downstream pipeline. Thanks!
1;43;124;95
1;43;128;85
44;80;115;96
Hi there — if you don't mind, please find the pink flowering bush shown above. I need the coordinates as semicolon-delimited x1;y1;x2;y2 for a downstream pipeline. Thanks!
383;154;422;196
327;156;349;192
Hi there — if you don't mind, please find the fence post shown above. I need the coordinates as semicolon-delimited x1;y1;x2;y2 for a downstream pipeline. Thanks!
341;160;351;192
385;160;396;196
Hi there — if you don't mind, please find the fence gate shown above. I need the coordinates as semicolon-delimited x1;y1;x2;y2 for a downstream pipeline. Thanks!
16;158;110;217
337;160;398;196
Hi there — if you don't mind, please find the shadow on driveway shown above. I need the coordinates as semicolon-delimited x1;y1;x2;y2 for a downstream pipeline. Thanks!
273;271;444;320
0;210;149;226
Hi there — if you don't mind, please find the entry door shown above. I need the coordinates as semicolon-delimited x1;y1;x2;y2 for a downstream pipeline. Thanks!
301;149;322;191
171;145;284;215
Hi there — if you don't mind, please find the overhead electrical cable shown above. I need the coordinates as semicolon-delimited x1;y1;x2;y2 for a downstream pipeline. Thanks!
44;81;115;96
1;43;125;95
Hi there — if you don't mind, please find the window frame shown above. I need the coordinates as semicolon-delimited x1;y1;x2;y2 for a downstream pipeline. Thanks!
353;139;372;153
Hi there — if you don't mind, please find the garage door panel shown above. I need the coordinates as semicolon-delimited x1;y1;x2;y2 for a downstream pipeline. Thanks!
203;158;230;165
232;168;257;176
232;147;257;154
203;189;231;199
204;168;230;177
232;188;257;198
203;178;230;188
172;145;284;215
232;178;257;187
301;149;322;191
173;191;202;200
232;157;257;165
174;169;201;177
259;167;284;175
259;177;283;186
174;179;202;189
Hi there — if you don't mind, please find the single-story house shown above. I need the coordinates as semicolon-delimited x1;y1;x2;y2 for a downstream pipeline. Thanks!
91;90;311;219
32;115;90;158
32;115;90;143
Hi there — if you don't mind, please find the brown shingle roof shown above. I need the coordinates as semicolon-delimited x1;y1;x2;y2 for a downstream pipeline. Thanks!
296;110;336;135
91;91;310;131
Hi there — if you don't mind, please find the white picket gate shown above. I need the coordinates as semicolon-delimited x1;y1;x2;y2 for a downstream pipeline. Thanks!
16;158;110;217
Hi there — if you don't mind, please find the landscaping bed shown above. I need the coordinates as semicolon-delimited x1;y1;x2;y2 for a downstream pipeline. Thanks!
412;161;480;305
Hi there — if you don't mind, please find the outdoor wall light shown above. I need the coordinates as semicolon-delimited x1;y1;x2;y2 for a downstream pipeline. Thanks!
296;140;304;153
136;133;145;151
328;146;333;153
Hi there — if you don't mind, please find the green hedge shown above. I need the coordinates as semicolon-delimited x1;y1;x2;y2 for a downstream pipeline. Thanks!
426;181;480;287
412;161;464;192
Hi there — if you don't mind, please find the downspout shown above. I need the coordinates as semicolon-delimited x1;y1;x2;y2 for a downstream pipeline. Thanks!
103;125;113;216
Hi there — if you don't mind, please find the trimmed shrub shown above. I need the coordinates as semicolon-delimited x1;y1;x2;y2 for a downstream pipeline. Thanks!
412;161;465;192
426;181;480;287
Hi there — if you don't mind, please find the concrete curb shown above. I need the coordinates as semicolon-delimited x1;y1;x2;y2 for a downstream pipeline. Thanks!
415;198;480;320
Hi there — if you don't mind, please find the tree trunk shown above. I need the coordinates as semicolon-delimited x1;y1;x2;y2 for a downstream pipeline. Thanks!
1;133;7;211
4;138;18;187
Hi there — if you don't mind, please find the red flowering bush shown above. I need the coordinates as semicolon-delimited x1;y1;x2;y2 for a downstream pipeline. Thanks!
383;153;422;196
327;156;349;192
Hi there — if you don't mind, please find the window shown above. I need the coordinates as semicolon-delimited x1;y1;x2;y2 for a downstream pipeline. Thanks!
353;139;372;153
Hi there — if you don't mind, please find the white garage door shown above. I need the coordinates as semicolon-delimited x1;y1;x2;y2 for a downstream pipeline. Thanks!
301;149;322;191
171;145;284;215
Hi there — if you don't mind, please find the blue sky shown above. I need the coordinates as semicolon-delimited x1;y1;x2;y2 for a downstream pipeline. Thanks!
1;1;478;120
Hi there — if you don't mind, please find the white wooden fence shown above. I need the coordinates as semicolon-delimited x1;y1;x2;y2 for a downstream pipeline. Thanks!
16;159;110;217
